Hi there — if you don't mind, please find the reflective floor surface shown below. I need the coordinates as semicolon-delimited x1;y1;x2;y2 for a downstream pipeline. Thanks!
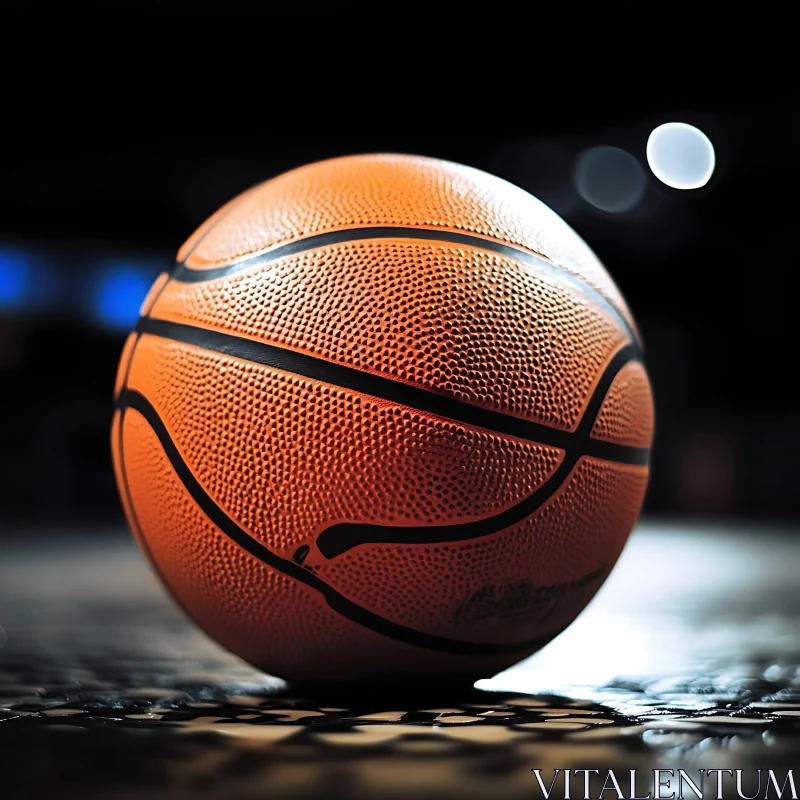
0;522;798;799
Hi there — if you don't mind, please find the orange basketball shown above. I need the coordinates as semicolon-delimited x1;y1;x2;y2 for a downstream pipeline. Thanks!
112;154;653;685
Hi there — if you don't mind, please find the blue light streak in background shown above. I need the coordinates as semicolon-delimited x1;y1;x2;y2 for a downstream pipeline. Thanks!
0;247;30;309
92;263;159;330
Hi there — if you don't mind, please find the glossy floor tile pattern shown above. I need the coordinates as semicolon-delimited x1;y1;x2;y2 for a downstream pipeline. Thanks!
0;523;798;799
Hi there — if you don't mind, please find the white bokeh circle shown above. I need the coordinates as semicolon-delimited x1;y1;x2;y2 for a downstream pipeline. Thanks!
647;122;716;189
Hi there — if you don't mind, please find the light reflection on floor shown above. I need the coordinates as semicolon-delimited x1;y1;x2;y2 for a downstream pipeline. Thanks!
481;521;800;700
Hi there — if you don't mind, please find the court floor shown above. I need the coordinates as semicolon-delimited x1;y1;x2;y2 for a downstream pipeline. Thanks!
1;522;798;799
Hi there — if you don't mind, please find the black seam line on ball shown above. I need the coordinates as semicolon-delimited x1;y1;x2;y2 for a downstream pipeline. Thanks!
171;226;637;344
117;408;143;543
116;407;173;596
117;406;260;647
117;409;179;603
317;344;637;558
115;389;552;656
136;317;648;468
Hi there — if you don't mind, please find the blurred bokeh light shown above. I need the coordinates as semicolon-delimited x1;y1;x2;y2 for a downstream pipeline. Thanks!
92;262;159;331
646;122;716;189
573;146;646;213
0;247;30;310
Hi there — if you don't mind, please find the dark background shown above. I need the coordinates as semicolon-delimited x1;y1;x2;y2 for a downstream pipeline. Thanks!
0;82;794;530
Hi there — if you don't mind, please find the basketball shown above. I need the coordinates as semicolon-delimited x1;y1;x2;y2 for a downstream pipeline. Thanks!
111;154;654;685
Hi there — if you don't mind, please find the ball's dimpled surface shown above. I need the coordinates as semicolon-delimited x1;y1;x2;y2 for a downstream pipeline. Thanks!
591;362;654;447
176;154;636;334
112;154;654;683
154;240;629;432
